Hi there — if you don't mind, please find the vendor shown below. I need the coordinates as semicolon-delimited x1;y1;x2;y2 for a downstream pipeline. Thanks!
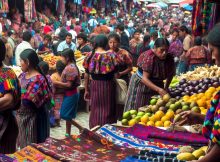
177;24;220;162
77;33;92;54
37;35;52;55
124;38;175;112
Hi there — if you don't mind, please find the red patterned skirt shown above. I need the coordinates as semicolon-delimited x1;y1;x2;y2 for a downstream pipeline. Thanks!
89;80;117;129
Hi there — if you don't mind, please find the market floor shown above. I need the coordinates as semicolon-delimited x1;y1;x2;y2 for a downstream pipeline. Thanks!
50;111;90;139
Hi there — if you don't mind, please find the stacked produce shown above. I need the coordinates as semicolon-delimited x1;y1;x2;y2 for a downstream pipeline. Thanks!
75;50;82;59
177;146;207;161
41;54;61;70
178;65;220;81
169;77;220;99
122;94;176;127
169;76;179;88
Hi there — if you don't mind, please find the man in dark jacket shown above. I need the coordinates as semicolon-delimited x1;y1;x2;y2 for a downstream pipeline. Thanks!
116;24;130;51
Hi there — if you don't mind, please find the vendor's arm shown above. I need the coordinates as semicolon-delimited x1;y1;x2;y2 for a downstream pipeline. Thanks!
194;144;220;162
53;80;72;89
177;111;205;125
142;71;167;97
164;75;173;91
38;49;51;55
0;93;14;111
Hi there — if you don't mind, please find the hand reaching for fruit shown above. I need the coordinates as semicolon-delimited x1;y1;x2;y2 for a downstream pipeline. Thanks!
176;111;205;126
158;88;168;97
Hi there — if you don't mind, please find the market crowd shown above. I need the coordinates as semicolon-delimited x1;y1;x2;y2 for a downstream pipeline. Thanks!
0;5;220;162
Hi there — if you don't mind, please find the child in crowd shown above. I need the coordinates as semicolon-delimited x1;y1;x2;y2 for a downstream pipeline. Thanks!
51;60;66;126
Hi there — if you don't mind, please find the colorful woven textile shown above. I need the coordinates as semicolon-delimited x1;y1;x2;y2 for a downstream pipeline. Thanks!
7;145;59;162
30;128;134;161
125;124;208;147
203;91;220;145
96;124;179;154
0;154;14;162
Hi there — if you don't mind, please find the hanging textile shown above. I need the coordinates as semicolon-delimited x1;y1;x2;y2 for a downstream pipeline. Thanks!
57;0;65;16
0;0;9;13
192;0;213;36
24;0;37;22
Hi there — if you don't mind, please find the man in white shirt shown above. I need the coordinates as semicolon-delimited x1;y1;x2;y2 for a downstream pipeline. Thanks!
15;31;33;66
69;25;77;42
57;33;76;52
88;16;98;31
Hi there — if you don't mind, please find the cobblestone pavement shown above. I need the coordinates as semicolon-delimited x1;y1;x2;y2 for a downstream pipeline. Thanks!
50;111;89;139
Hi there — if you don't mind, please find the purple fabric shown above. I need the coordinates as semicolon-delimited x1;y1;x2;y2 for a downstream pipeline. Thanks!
125;124;208;147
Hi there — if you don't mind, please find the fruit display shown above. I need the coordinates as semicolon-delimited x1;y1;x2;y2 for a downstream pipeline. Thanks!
75;50;82;59
168;76;179;88
10;66;22;77
178;65;220;81
122;94;177;127
41;54;61;70
182;86;220;111
177;146;207;161
169;77;220;99
76;56;85;74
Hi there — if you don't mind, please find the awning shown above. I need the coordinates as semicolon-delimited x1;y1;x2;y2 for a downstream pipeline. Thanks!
146;3;161;8
179;0;194;6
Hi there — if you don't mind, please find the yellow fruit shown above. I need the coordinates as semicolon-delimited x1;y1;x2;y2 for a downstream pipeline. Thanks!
166;111;175;119
146;121;155;126
177;153;196;161
139;122;146;125
200;146;208;152
192;149;205;159
164;121;172;127
183;95;190;101
199;156;204;160
155;121;163;127
201;109;208;115
161;115;170;122
128;119;137;126
149;115;156;122
141;115;149;124
163;94;171;103
155;110;165;119
208;87;216;93
197;93;204;99
197;99;206;107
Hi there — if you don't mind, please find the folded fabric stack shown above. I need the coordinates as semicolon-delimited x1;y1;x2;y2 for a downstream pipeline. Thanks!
125;124;208;147
96;124;180;154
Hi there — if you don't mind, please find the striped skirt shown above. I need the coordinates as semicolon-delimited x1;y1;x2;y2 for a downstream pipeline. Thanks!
0;113;18;154
124;73;158;112
17;105;49;149
89;80;117;129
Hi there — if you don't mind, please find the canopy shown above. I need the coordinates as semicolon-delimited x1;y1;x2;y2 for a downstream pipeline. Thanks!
182;4;193;11
179;0;194;6
156;2;168;8
146;3;161;8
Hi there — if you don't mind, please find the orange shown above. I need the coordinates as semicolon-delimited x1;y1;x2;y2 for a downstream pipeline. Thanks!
147;121;155;126
164;121;172;127
155;121;164;127
149;115;156;122
139;122;146;125
155;111;165;119
208;87;216;93
166;111;175;119
197;93;204;99
197;99;206;107
161;115;171;122
141;115;149;124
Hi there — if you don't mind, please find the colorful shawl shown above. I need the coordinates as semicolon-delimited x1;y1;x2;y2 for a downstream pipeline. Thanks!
125;124;208;147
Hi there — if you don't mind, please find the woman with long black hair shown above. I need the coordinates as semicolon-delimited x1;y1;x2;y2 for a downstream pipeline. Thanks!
17;49;53;148
83;34;120;129
52;48;80;137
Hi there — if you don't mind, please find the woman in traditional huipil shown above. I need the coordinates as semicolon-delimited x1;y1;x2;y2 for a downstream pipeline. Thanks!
17;49;53;148
83;34;119;128
124;38;175;112
0;39;20;154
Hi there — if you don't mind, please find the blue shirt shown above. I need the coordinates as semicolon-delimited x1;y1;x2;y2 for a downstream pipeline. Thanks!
57;41;76;52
